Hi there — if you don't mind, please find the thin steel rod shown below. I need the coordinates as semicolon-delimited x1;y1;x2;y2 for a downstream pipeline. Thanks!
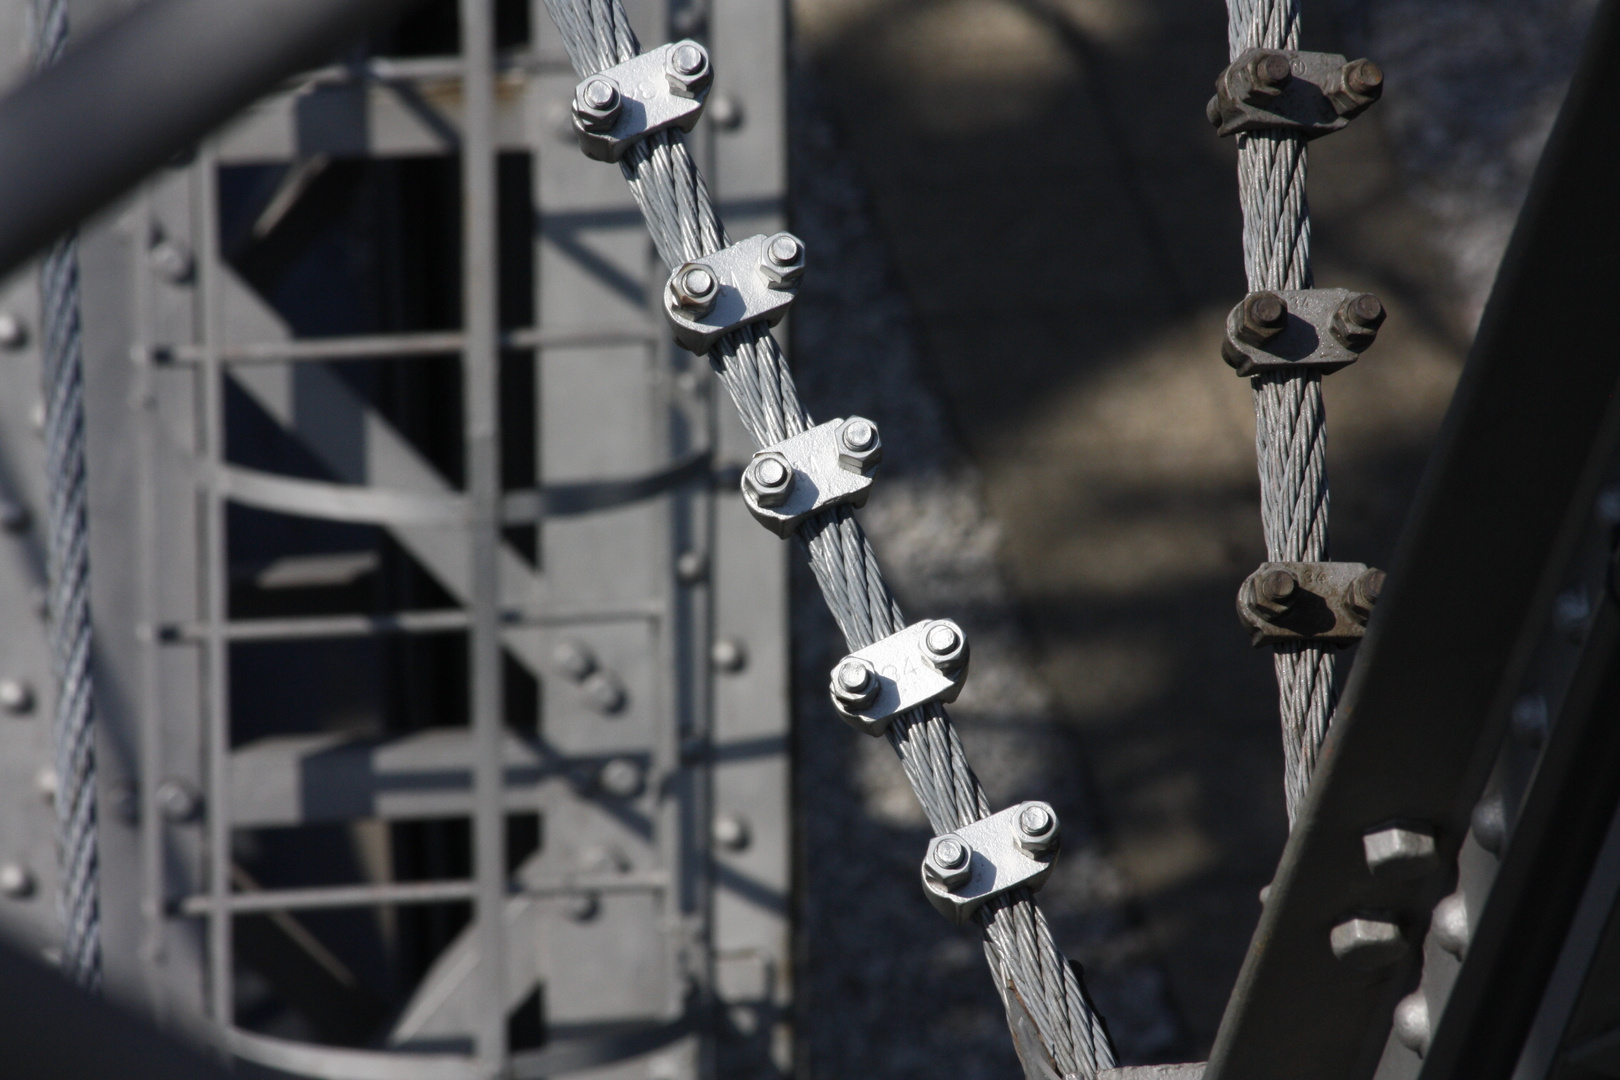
158;326;659;366
177;871;672;916
152;604;665;643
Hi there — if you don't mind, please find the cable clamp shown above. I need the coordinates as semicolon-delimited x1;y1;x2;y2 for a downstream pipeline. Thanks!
921;802;1059;925
829;619;969;736
664;233;803;353
572;40;713;162
1222;288;1384;376
1207;49;1383;138
1238;561;1385;646
742;417;881;536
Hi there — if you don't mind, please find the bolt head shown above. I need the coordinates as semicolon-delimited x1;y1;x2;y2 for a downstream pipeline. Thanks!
0;863;34;900
1014;801;1060;853
0;312;27;350
583;671;626;713
1246;50;1292;98
0;679;34;716
598;757;644;798
573;76;623;132
758;231;806;289
742;452;795;508
830;657;879;711
1362;824;1437;879
924;834;973;887
553;640;597;681
665;39;713;97
1329;916;1406;971
1329;58;1385;114
1238;291;1288;344
1349;568;1385;622
836;416;884;473
1251;567;1298;619
669;262;719;317
921;619;969;673
1331;292;1385;349
157;779;202;822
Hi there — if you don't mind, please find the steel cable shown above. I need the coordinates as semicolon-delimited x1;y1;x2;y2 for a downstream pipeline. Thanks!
1227;0;1339;824
540;1;1116;1074
31;0;100;990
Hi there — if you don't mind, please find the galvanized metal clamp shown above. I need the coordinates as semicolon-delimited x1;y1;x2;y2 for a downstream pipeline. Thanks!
664;233;803;353
1221;288;1385;376
1207;48;1383;138
829;618;969;736
572;40;713;162
1238;561;1385;646
921;802;1060;925
741;417;881;536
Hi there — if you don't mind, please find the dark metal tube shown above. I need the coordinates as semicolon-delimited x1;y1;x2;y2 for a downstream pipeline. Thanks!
0;0;417;278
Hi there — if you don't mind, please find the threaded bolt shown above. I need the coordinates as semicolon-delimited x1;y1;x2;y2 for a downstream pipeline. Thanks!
1015;801;1060;853
1255;568;1297;607
1246;50;1292;98
1332;292;1386;349
759;232;805;288
743;453;794;508
922;619;968;672
671;263;719;316
574;76;623;132
925;834;973;887
665;40;712;96
671;42;706;76
1349;568;1385;622
842;419;876;453
831;657;878;711
1239;291;1288;344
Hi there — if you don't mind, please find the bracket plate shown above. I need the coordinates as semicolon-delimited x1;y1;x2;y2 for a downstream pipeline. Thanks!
574;41;711;163
664;234;800;353
830;619;969;736
921;803;1059;925
1208;49;1382;139
1221;288;1381;376
1237;561;1383;646
741;417;879;537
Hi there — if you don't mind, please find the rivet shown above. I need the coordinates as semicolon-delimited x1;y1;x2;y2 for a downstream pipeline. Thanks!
156;779;201;823
598;757;644;798
675;549;708;585
0;863;35;899
711;636;747;672
0;312;27;350
0;679;35;716
713;812;750;851
1432;891;1470;958
553;640;597;682
1393;990;1430;1056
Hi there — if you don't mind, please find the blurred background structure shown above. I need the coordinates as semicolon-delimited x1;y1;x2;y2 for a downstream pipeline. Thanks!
0;0;1604;1077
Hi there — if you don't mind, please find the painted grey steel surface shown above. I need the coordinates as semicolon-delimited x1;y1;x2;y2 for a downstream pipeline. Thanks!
0;1;790;1077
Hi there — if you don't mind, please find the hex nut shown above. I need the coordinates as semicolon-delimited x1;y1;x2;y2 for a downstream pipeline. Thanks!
157;779;202;823
0;678;34;716
573;75;623;132
830;657;879;711
1349;567;1385;622
664;39;712;98
1244;49;1293;99
669;263;719;317
924;834;973;888
1329;916;1406;971
757;231;806;290
553;640;597;682
835;416;883;474
1394;991;1431;1056
598;757;645;798
1362;824;1438;879
1014;801;1060;854
713;812;750;851
1252;567;1299;619
1330;292;1386;349
1237;291;1288;345
1328;58;1384;115
1432;891;1470;957
743;453;794;509
0;863;34;900
921;619;969;674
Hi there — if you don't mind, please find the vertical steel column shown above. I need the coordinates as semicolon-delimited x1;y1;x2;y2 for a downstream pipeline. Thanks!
461;0;507;1065
194;150;233;1031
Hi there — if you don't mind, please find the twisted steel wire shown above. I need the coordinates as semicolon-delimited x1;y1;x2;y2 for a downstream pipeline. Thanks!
1228;0;1339;824
31;0;100;990
543;1;1116;1074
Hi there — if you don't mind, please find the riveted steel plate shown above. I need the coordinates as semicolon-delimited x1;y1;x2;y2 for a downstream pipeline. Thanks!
920;803;1058;925
742;417;878;536
664;234;799;354
831;619;968;735
1222;288;1377;376
1209;49;1380;139
575;41;711;163
1238;561;1378;646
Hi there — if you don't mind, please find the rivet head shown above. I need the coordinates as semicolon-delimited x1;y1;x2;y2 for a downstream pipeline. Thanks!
1329;916;1406;971
0;679;34;716
713;812;751;851
0;863;34;899
149;239;194;284
583;671;626;714
0;498;29;533
553;640;597;682
921;619;968;673
743;452;794;508
598;757;644;798
1394;990;1431;1056
0;312;27;350
156;779;202;822
925;834;973;887
562;890;600;921
1014;801;1060;853
1510;693;1548;747
675;549;708;585
830;657;879;711
1472;793;1507;854
1362;824;1437;879
1433;891;1470;958
711;636;747;672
